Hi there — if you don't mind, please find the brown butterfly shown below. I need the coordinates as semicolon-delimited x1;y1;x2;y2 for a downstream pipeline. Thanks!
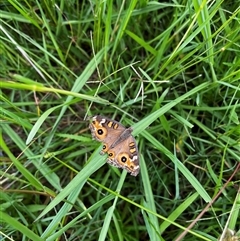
89;115;140;176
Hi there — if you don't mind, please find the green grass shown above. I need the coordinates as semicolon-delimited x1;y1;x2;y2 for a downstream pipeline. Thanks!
1;1;240;241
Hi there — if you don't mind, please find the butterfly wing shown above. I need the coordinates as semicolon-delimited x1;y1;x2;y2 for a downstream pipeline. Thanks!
89;115;125;144
106;135;140;176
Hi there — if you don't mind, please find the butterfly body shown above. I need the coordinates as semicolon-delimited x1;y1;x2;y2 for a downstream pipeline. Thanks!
89;115;140;176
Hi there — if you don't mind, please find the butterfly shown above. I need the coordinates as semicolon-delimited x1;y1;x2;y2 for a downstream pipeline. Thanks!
89;115;139;176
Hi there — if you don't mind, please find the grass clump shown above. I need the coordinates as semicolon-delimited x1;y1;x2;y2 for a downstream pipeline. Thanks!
0;1;240;241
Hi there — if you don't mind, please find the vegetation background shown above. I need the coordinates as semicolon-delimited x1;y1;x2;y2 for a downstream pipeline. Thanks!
1;0;240;240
